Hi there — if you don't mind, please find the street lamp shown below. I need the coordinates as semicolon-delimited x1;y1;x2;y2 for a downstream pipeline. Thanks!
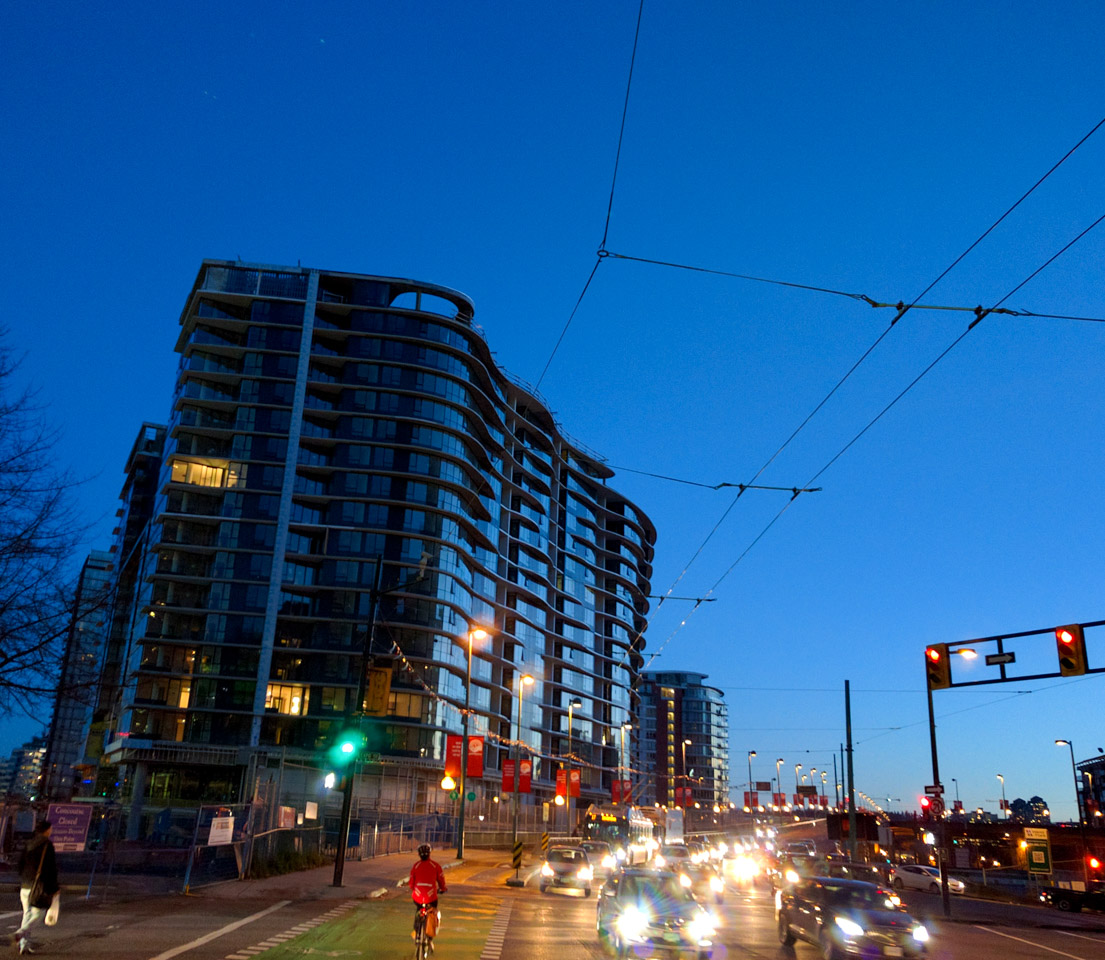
456;626;489;859
747;750;757;812
509;672;535;880
996;774;1006;819
566;697;583;834
775;758;784;810
1056;739;1090;887
794;763;802;792
620;722;633;803
682;739;693;808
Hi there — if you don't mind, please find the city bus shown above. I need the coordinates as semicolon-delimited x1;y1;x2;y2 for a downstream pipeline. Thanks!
581;805;655;864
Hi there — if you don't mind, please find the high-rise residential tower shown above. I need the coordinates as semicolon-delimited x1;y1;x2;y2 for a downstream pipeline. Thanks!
637;670;729;811
94;261;655;824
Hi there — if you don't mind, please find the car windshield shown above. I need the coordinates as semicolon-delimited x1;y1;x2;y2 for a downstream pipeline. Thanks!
661;845;689;858
582;843;609;855
822;884;899;911
549;849;584;862
621;875;697;906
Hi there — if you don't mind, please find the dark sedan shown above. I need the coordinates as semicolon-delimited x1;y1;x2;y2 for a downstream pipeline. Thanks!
776;876;930;959
597;868;720;959
539;845;594;895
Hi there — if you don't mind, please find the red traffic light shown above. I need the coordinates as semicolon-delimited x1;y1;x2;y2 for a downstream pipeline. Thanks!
925;644;951;690
1055;624;1088;676
919;796;931;808
1089;855;1102;871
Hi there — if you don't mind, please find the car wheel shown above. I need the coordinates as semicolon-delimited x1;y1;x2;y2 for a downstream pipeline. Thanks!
539;884;548;894
584;886;592;897
892;877;903;890
777;913;796;946
1055;896;1079;913
928;881;939;893
613;934;629;960
819;929;838;960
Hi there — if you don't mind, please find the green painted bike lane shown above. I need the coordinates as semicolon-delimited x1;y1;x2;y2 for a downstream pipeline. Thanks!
257;892;504;960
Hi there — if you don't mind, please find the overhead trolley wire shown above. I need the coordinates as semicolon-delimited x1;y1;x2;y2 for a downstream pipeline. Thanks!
631;118;1105;672
534;0;646;390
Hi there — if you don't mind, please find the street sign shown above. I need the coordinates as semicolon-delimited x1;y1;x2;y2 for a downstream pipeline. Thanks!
985;652;1016;666
1024;827;1051;874
467;791;476;801
924;785;944;795
928;797;945;816
512;840;523;869
541;832;549;854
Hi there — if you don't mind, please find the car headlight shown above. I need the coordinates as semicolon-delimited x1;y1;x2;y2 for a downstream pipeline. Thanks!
679;873;693;888
615;848;627;861
578;866;593;881
717;842;728;855
602;855;616;869
616;907;650;940
834;916;865;938
709;875;724;892
686;912;718;944
541;863;554;877
653;854;666;867
784;868;800;884
912;925;930;943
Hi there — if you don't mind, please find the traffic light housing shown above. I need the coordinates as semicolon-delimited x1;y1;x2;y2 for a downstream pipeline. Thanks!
925;644;951;690
919;796;932;820
1055;625;1088;676
327;726;366;770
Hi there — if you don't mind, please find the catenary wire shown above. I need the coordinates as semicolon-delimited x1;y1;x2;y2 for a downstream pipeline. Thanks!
638;210;1105;672
534;0;645;389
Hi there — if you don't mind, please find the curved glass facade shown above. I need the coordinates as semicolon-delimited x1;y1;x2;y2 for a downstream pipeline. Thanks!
111;261;656;810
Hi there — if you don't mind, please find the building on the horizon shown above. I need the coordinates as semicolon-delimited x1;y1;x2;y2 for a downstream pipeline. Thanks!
87;260;656;834
636;670;729;811
41;550;114;799
2;738;47;800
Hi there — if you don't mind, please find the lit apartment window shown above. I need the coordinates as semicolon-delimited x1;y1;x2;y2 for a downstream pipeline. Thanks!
265;683;308;715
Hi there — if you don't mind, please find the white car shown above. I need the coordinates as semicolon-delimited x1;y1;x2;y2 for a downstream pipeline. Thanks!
891;863;965;894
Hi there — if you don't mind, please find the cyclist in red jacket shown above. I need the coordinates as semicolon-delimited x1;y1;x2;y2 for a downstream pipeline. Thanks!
409;844;447;943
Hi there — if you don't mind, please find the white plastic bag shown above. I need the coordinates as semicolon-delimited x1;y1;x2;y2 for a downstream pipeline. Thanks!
45;893;59;927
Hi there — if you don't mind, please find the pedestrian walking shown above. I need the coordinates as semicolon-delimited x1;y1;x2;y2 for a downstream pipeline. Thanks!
13;821;59;955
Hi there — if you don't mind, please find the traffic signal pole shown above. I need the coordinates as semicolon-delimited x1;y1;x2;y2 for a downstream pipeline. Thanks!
332;562;385;888
926;684;951;918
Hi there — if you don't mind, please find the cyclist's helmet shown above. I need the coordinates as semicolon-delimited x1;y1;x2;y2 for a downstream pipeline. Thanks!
418;843;432;859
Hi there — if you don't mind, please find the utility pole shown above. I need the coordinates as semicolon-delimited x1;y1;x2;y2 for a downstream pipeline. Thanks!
926;682;951;917
845;681;857;861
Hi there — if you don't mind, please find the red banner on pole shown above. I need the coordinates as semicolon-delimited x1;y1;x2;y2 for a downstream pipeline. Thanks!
612;779;632;804
519;758;532;793
793;794;801;806
750;791;759;808
445;734;463;778
466;736;484;778
773;792;786;806
556;768;567;797
743;791;751;808
569;768;581;798
502;758;515;793
819;795;828;807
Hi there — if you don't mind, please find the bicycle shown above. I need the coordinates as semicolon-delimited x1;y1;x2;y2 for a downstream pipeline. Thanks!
413;903;436;959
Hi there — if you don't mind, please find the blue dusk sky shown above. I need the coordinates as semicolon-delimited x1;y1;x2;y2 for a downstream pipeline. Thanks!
3;1;1104;819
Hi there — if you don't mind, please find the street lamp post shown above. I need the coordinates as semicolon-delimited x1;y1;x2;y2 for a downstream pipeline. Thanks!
775;758;784;811
456;626;488;860
996;774;1006;819
1056;739;1090;887
508;673;535;884
620;723;632;803
794;764;802;793
682;739;693;809
566;698;582;834
747;750;756;813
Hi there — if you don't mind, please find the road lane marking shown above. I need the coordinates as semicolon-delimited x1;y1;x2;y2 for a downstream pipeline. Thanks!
0;911;23;921
221;900;357;960
1056;930;1105;943
972;925;1090;959
480;899;511;960
147;901;291;960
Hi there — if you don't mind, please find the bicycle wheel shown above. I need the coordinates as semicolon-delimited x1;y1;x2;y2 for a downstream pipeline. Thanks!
414;914;428;960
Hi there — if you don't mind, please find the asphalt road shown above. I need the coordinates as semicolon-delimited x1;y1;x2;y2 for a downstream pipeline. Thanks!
5;858;1105;960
